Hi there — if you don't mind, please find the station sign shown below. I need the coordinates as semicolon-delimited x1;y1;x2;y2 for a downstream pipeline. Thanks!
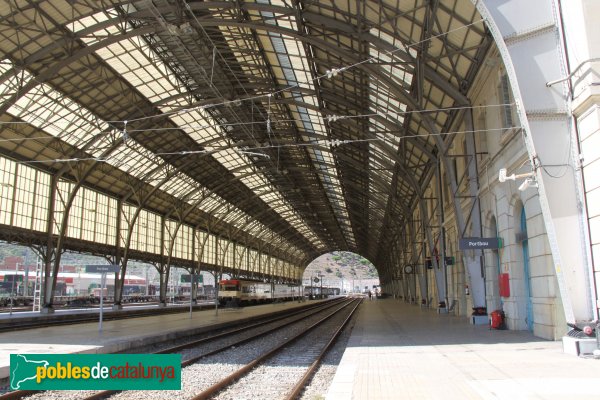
85;264;120;273
459;237;502;250
180;274;203;283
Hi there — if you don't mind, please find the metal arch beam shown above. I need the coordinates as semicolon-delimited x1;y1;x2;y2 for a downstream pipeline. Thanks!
28;12;463;162
4;88;314;260
2;1;488;298
175;18;470;170
0;19;285;227
30;128;310;308
180;0;476;105
273;96;437;160
5;12;447;233
201;192;317;256
206;196;313;258
148;0;343;247
0;25;158;117
291;0;370;253
264;110;434;268
160;165;311;240
14;11;460;161
174;21;480;191
238;220;308;261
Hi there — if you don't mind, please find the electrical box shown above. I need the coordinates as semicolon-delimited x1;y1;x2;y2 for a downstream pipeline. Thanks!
499;273;510;297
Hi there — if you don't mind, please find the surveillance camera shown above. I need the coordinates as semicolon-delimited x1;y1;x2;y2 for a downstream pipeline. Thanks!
518;179;529;191
518;178;537;191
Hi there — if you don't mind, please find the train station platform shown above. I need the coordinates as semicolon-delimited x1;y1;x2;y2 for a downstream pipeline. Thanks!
0;298;319;380
0;300;216;330
326;298;600;400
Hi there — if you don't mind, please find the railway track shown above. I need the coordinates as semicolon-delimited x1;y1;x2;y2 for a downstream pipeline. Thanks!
87;298;358;400
191;298;360;400
0;298;348;400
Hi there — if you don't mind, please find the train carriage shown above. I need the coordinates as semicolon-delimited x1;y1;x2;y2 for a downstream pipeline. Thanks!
218;279;299;306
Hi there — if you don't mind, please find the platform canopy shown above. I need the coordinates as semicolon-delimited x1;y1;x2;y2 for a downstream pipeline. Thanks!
0;0;491;274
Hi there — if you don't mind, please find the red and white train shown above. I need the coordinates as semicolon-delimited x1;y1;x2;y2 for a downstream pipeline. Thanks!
218;279;300;305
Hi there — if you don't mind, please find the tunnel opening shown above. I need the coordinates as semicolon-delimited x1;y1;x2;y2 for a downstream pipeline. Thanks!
303;251;379;297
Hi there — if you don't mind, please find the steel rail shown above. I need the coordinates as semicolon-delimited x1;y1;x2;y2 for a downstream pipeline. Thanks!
0;299;342;400
190;298;360;400
79;298;346;400
285;299;362;399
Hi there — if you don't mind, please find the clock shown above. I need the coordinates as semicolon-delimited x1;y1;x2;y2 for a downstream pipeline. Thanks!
404;265;413;274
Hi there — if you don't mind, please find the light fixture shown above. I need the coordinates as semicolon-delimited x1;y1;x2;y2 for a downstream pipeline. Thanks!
498;168;534;183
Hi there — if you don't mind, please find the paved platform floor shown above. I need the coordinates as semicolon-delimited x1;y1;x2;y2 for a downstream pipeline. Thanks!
0;299;315;380
0;301;215;320
326;298;600;400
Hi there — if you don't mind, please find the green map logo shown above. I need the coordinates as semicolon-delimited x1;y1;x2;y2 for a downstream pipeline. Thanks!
10;354;180;390
11;355;49;389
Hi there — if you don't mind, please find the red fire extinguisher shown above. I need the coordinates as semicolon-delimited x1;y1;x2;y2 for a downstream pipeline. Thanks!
465;285;470;295
490;310;505;329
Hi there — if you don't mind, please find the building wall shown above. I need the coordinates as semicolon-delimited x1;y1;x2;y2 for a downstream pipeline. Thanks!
387;1;598;339
415;48;566;340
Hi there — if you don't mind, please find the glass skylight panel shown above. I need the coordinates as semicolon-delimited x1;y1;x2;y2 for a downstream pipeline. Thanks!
370;154;393;187
369;29;414;87
0;60;34;108
199;192;227;214
257;0;298;30
8;83;107;150
106;141;161;178
169;110;223;146
69;12;181;104
370;119;398;148
211;148;241;170
95;39;180;104
222;208;246;225
66;8;320;254
1;59;108;153
1;63;164;183
69;9;113;42
89;24;316;247
217;25;270;82
161;173;197;198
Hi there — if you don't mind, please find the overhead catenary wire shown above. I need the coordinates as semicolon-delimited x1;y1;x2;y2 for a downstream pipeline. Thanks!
100;17;485;126
0;13;496;178
0;11;491;156
12;125;522;164
0;102;516;139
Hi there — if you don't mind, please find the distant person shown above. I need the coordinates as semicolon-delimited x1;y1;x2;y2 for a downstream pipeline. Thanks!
368;291;372;300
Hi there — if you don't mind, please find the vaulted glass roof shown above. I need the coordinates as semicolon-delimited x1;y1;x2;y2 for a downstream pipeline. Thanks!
0;0;491;270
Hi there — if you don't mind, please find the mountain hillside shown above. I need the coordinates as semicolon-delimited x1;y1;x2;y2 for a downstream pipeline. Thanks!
303;251;379;292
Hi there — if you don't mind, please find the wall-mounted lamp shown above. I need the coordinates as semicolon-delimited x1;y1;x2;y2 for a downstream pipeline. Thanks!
498;168;535;183
498;168;537;191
